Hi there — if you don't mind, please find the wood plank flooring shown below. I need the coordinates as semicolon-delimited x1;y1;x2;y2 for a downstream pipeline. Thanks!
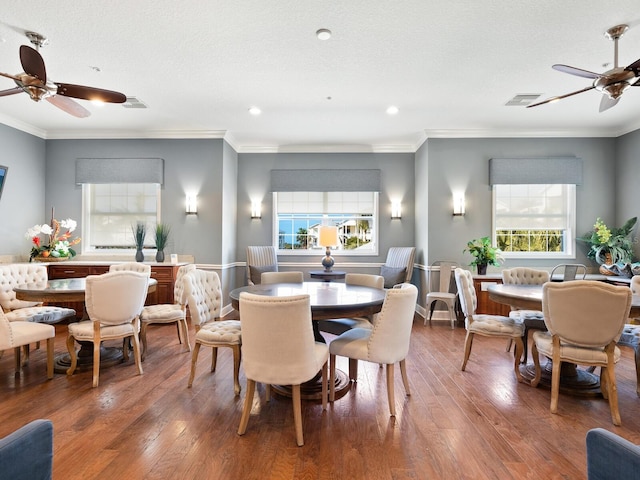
2;315;639;479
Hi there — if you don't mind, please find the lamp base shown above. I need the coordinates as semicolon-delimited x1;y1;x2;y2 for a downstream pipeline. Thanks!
321;247;335;272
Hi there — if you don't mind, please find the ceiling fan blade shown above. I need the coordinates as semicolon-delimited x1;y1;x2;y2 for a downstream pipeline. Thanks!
0;87;23;97
599;95;620;112
45;95;91;118
625;57;640;75
526;85;596;108
19;45;46;82
54;83;126;103
552;64;601;79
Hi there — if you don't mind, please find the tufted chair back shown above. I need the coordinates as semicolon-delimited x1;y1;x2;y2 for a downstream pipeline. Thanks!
0;264;49;311
183;269;222;328
85;271;149;326
631;276;640;295
501;267;549;286
109;262;152;276
174;264;196;305
454;268;478;320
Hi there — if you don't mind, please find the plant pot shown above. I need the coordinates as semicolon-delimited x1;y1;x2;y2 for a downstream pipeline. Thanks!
477;264;488;275
155;250;165;263
135;249;144;262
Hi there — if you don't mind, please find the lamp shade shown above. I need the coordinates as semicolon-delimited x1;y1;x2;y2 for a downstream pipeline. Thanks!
318;226;339;247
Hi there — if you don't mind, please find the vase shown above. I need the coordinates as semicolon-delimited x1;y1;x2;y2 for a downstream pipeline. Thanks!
135;248;144;262
155;250;165;263
599;252;615;276
477;263;488;275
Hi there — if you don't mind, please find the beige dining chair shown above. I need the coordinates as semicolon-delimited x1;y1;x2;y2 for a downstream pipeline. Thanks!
66;271;149;387
531;280;631;425
260;271;304;284
246;246;278;285
425;261;458;328
184;269;242;395
329;283;418;416
109;262;152;276
237;292;328;447
454;268;525;383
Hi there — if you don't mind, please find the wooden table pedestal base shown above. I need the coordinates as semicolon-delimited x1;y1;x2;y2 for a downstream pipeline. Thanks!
271;369;351;401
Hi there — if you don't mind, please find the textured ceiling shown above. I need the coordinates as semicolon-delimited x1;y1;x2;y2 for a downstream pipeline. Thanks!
1;0;640;152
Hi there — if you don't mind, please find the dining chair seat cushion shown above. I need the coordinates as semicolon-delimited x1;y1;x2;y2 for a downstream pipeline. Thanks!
68;320;138;341
508;310;542;322
329;327;372;360
0;321;55;349
380;266;406;289
140;304;184;323
197;320;242;344
426;291;456;302
467;314;525;337
4;306;76;324
533;330;622;365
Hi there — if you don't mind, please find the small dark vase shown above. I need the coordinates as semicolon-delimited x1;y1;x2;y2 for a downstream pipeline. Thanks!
477;263;488;275
135;248;144;262
155;250;165;263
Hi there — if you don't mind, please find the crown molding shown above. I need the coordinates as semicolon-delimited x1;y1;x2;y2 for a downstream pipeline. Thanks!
0;114;47;138
42;129;228;140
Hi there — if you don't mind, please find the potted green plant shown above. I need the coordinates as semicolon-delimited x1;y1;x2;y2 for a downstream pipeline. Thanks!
579;217;637;267
154;223;171;262
464;236;503;275
132;222;146;262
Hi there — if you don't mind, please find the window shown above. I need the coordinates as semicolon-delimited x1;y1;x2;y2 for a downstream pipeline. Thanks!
493;184;575;258
82;183;160;252
273;192;378;255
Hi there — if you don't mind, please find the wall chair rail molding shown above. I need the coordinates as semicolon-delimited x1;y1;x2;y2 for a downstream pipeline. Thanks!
75;158;164;184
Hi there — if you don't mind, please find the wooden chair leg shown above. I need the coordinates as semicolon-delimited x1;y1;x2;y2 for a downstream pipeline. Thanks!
292;384;304;446
448;303;456;329
461;331;474;371
605;349;621;426
140;322;149;361
66;336;78;376
550;336;561;414
210;346;218;372
321;361;328;411
13;347;21;374
266;384;271;402
93;339;101;388
187;342;201;387
180;319;191;352
238;379;256;436
386;363;396;416
348;358;358;382
329;354;336;402
531;342;542;387
231;344;241;396
400;359;411;395
175;321;183;344
46;337;54;379
512;337;524;383
131;333;143;376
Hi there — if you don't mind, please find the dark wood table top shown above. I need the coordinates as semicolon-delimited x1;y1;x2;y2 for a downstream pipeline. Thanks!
229;282;386;321
15;277;157;303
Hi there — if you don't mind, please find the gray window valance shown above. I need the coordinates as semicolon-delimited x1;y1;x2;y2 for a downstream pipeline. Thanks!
75;158;164;184
270;169;381;192
489;157;582;185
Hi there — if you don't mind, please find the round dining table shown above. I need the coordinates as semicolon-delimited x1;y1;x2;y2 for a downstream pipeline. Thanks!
229;281;387;400
14;277;157;373
487;282;640;396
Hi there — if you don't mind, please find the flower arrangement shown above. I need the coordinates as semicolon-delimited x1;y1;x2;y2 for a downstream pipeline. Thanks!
464;236;504;273
154;223;171;251
26;218;81;261
579;217;637;265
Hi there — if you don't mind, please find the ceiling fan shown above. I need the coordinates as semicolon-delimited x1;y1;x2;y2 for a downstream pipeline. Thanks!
527;24;640;112
0;31;126;118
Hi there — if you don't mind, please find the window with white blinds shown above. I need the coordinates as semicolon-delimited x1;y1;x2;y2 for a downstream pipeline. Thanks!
493;184;575;258
273;191;378;255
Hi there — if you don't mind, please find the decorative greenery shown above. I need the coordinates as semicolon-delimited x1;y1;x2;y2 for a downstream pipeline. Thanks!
26;218;81;261
154;223;171;251
579;217;637;265
464;236;504;267
132;222;147;250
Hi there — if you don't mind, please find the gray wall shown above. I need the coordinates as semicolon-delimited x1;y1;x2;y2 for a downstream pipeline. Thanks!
425;137;618;272
0;124;46;257
615;128;640;260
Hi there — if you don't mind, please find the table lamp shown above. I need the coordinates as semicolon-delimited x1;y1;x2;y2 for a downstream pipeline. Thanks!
318;226;339;272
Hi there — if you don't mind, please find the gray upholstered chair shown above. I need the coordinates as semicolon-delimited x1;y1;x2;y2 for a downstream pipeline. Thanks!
0;309;55;380
260;271;304;284
586;428;640;479
66;271;149;387
425;261;458;328
184;270;242;395
380;247;415;288
139;264;195;360
454;268;525;383
329;283;418;416
237;292;328;447
532;281;631;425
246;246;278;285
0;419;53;480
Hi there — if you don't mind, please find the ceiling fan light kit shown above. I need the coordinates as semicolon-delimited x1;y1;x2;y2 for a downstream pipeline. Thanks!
0;31;126;118
527;24;640;112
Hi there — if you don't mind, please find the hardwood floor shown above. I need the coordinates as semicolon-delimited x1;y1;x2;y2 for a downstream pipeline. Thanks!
2;315;639;479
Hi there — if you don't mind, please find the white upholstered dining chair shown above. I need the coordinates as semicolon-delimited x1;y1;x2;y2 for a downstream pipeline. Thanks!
237;292;328;447
531;280;631;425
109;262;152;276
329;283;418;416
66;271;149;387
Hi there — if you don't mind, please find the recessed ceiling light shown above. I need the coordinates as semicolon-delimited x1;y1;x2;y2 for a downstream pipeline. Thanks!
316;29;332;40
248;106;261;115
386;106;399;115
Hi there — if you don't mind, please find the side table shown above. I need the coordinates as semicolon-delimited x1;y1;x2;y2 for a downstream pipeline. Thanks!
309;270;346;282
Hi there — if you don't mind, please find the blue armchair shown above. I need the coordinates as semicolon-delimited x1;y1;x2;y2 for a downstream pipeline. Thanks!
0;419;53;480
586;428;640;480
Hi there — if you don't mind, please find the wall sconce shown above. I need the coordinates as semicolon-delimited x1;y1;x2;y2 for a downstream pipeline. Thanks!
391;201;402;219
251;200;262;219
186;195;198;215
453;194;465;216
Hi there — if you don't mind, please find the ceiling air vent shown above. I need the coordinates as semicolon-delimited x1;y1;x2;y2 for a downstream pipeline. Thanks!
122;97;148;109
505;94;542;106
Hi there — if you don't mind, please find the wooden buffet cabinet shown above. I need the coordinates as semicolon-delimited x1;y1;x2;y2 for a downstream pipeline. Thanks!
471;275;511;316
47;262;186;318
